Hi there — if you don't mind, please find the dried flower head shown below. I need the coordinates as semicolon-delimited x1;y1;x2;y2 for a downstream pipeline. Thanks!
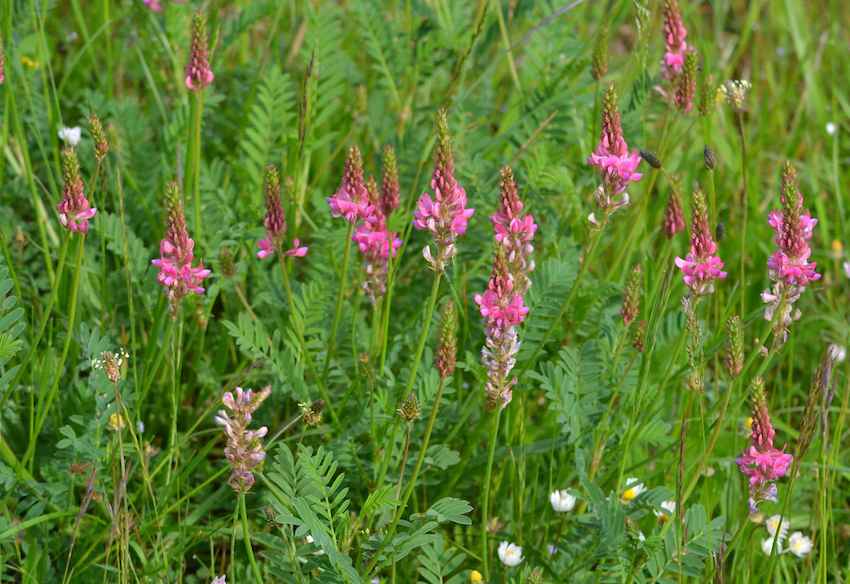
717;80;751;111
621;264;642;327
92;348;130;384
703;146;717;170
591;23;609;81
435;300;458;379
300;400;324;427
215;386;271;492
89;114;109;162
397;392;421;422
724;315;744;378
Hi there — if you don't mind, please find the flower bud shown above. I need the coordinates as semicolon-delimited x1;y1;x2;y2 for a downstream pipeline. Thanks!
397;392;421;422
639;150;662;169
591;23;609;81
436;300;458;378
621;264;642;327
704;146;717;170
89;114;109;162
724;315;744;377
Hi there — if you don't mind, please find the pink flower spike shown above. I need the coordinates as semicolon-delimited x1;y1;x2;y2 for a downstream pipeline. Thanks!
588;86;643;200
215;385;271;493
328;146;371;224
412;109;475;272
57;147;97;234
152;182;211;313
662;0;690;78
675;189;725;295
143;0;163;12
185;12;214;92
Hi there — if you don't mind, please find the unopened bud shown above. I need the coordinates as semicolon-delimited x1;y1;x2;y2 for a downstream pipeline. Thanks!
704;146;717;170
436;300;457;378
632;320;646;352
89;114;109;162
724;315;744;378
621;264;642;327
591;23;609;81
639;150;662;169
397;393;421;422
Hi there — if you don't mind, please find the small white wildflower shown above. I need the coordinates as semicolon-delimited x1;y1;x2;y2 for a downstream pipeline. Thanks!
497;541;523;567
547;544;558;556
621;477;645;503
717;80;751;110
844;261;850;279
765;514;790;541
829;344;846;363
137;421;145;434
787;531;813;558
761;534;783;556
211;576;226;584
655;500;676;519
826;122;837;136
549;489;576;513
58;126;82;147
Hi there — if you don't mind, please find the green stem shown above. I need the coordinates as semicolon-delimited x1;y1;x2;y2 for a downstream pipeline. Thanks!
322;223;355;383
186;91;204;247
23;234;85;468
279;255;339;425
239;494;263;583
481;408;502;580
166;317;184;486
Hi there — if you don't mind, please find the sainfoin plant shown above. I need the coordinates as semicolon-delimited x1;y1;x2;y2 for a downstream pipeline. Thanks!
2;2;848;583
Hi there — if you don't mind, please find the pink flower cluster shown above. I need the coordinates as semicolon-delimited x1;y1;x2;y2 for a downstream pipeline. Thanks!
57;147;97;234
327;146;372;224
662;0;690;78
256;165;308;260
151;182;211;311
675;190;726;295
353;175;401;302
736;382;793;513
587;86;642;213
475;169;535;410
413;110;475;272
492;166;537;294
214;386;271;493
761;163;820;341
185;12;214;91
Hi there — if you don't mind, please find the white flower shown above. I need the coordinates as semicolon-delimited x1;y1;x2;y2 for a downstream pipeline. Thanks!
761;534;783;556
497;541;523;567
765;514;790;541
843;261;850;279
787;531;813;558
58;126;82;147
826;122;837;136
550;490;576;513
621;477;645;503
655;500;676;519
829;344;846;363
137;421;145;434
211;577;226;584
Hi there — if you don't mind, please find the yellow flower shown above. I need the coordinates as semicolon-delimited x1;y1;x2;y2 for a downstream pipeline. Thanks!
108;412;126;432
744;416;753;431
621;477;645;503
21;55;40;70
469;570;483;583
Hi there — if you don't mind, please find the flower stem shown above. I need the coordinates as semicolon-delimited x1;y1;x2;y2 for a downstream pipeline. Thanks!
186;91;204;247
239;493;263;583
481;407;502;580
166;316;184;487
279;255;339;425
322;223;355;384
24;234;85;468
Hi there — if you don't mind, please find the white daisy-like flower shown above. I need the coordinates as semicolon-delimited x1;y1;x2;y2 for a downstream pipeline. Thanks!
761;534;783;556
58;126;82;147
826;122;837;136
497;541;523;567
621;477;645;503
655;500;676;519
765;514;790;541
787;531;813;558
550;490;576;513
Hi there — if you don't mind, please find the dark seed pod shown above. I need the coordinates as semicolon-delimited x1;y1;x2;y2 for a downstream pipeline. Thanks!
639;149;662;169
704;146;717;170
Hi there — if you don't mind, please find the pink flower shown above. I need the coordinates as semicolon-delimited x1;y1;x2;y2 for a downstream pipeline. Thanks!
662;0;690;78
675;189;726;295
215;386;271;493
185;12;214;91
475;251;527;409
588;86;643;199
761;163;819;340
143;0;162;11
328;146;371;224
256;165;308;261
152;182;211;311
736;380;793;513
412;110;475;271
492;167;536;295
354;178;401;302
57;147;97;234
